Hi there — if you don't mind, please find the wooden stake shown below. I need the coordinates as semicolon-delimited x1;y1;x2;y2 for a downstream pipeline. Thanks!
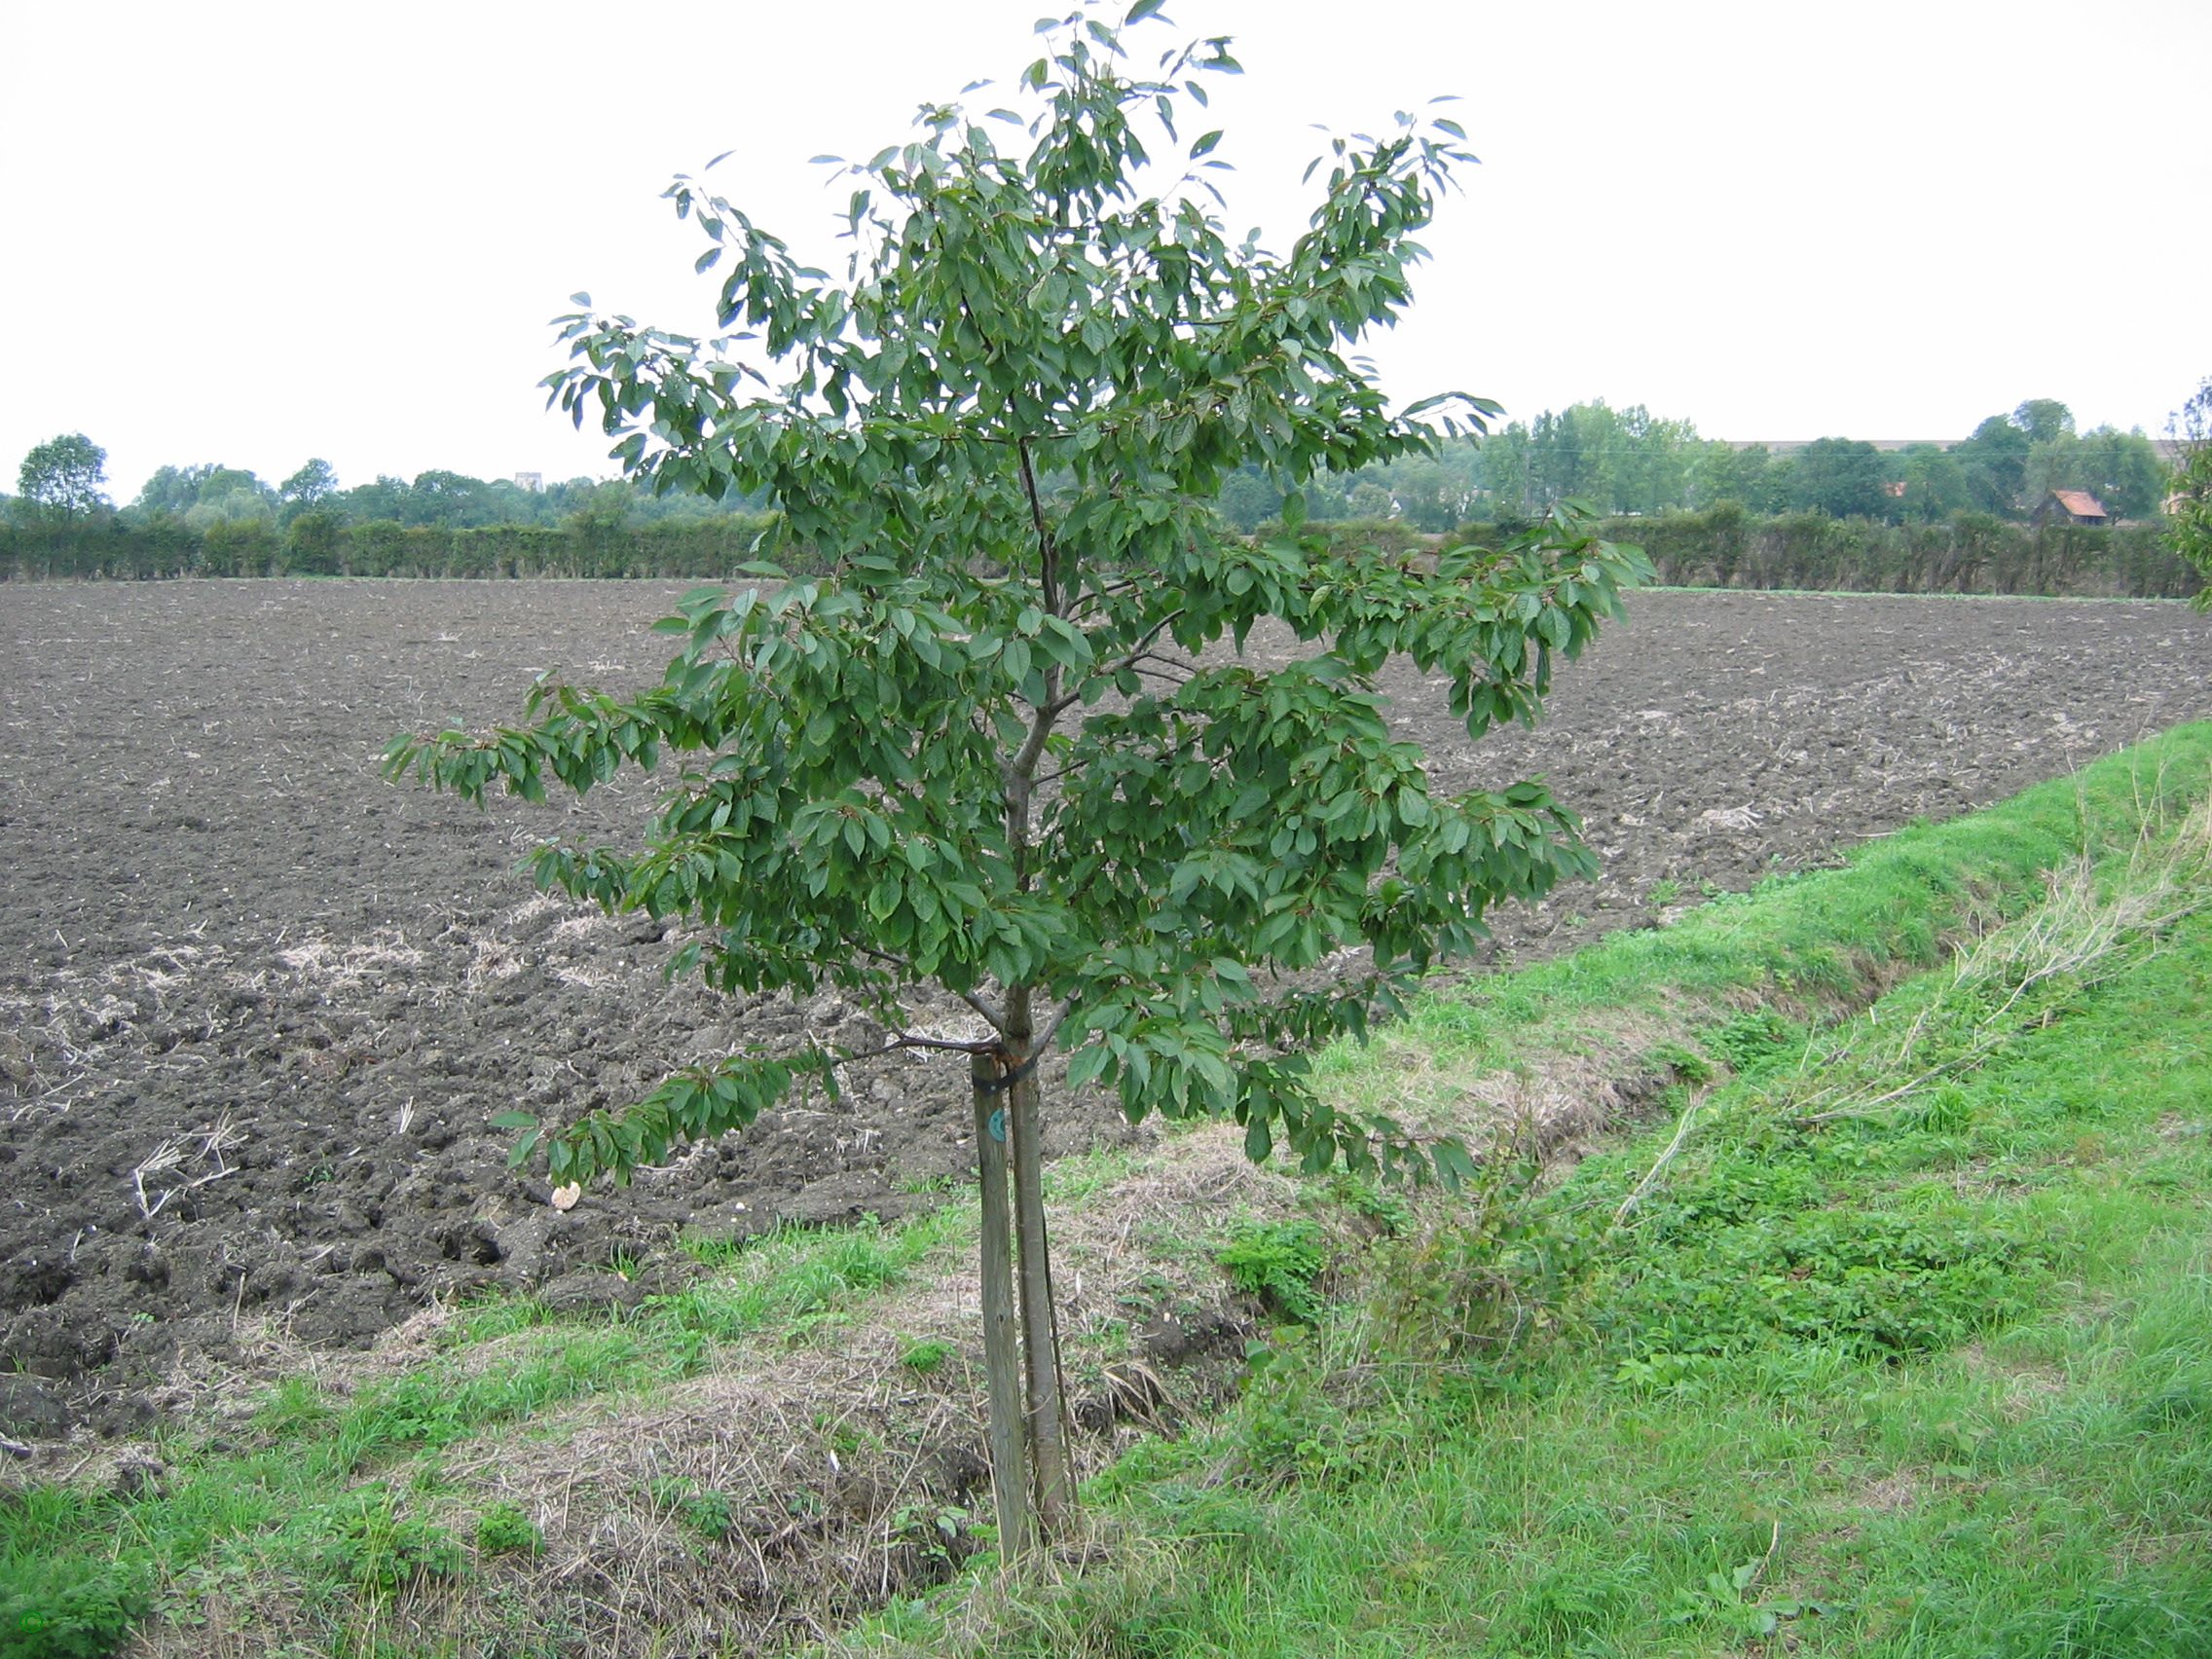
972;1054;1036;1562
1007;1024;1075;1530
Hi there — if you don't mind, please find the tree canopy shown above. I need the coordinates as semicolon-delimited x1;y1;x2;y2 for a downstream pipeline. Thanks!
394;5;1647;1188
1789;437;1890;521
388;0;1647;1553
279;458;340;514
16;433;110;518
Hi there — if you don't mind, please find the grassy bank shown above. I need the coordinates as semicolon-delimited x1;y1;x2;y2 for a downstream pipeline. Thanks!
5;728;2210;1658
0;1210;979;1659
862;748;2212;1655
1319;720;2212;1129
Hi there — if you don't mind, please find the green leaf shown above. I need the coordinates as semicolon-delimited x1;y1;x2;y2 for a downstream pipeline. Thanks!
390;11;1641;1281
1066;1044;1112;1090
490;1111;538;1131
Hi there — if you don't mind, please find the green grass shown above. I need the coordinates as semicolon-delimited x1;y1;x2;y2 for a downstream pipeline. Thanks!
849;777;2212;1657
1317;720;2212;1117
0;1126;1183;1655
0;1207;969;1657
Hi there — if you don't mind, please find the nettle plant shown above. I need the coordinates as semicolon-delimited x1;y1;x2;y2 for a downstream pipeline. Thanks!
387;1;1646;1558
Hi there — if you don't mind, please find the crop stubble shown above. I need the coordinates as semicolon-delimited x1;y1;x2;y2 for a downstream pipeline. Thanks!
2;579;2207;1434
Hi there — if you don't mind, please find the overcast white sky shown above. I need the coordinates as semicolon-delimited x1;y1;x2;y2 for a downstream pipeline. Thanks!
5;0;2208;503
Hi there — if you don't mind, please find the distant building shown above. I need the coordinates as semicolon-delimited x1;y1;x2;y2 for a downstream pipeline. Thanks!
2031;489;2110;527
513;471;543;492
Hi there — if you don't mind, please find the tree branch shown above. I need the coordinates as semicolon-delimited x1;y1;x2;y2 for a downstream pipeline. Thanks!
836;1030;1002;1064
853;941;1007;1032
1097;609;1188;682
1126;650;1197;684
1016;437;1061;616
955;987;1009;1032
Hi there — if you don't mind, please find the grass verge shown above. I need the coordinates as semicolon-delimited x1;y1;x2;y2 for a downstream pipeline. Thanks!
1318;720;2212;1130
854;764;2212;1656
0;1209;975;1658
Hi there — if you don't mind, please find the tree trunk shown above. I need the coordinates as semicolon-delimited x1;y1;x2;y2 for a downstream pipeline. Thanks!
971;1055;1036;1563
1005;994;1074;1530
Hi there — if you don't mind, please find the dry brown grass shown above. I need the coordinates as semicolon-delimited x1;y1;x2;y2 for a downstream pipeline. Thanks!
92;1003;1700;1657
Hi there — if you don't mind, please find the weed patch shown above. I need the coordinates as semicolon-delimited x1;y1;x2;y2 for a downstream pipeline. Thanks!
471;1500;542;1559
1216;1220;1328;1324
0;1553;150;1659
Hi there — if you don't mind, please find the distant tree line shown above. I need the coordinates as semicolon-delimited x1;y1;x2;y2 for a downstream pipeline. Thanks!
1264;504;2194;600
1215;396;2170;532
1;440;777;580
2;394;2191;594
86;451;770;532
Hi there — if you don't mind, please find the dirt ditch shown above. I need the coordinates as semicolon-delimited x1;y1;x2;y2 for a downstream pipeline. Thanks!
4;579;2208;1435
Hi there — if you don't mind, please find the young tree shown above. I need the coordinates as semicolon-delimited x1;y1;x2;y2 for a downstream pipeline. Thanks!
16;432;110;519
387;3;1646;1558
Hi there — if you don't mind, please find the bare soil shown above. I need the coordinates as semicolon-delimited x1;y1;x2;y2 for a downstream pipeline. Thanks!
4;579;2208;1435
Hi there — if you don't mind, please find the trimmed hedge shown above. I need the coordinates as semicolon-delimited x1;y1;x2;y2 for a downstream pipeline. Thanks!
1592;503;2197;599
0;513;790;581
4;501;2195;601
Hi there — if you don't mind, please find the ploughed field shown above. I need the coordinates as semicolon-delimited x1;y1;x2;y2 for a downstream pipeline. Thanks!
3;579;2208;1437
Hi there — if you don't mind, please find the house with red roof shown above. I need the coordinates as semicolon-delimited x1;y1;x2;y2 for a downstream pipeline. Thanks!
2031;489;2111;527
